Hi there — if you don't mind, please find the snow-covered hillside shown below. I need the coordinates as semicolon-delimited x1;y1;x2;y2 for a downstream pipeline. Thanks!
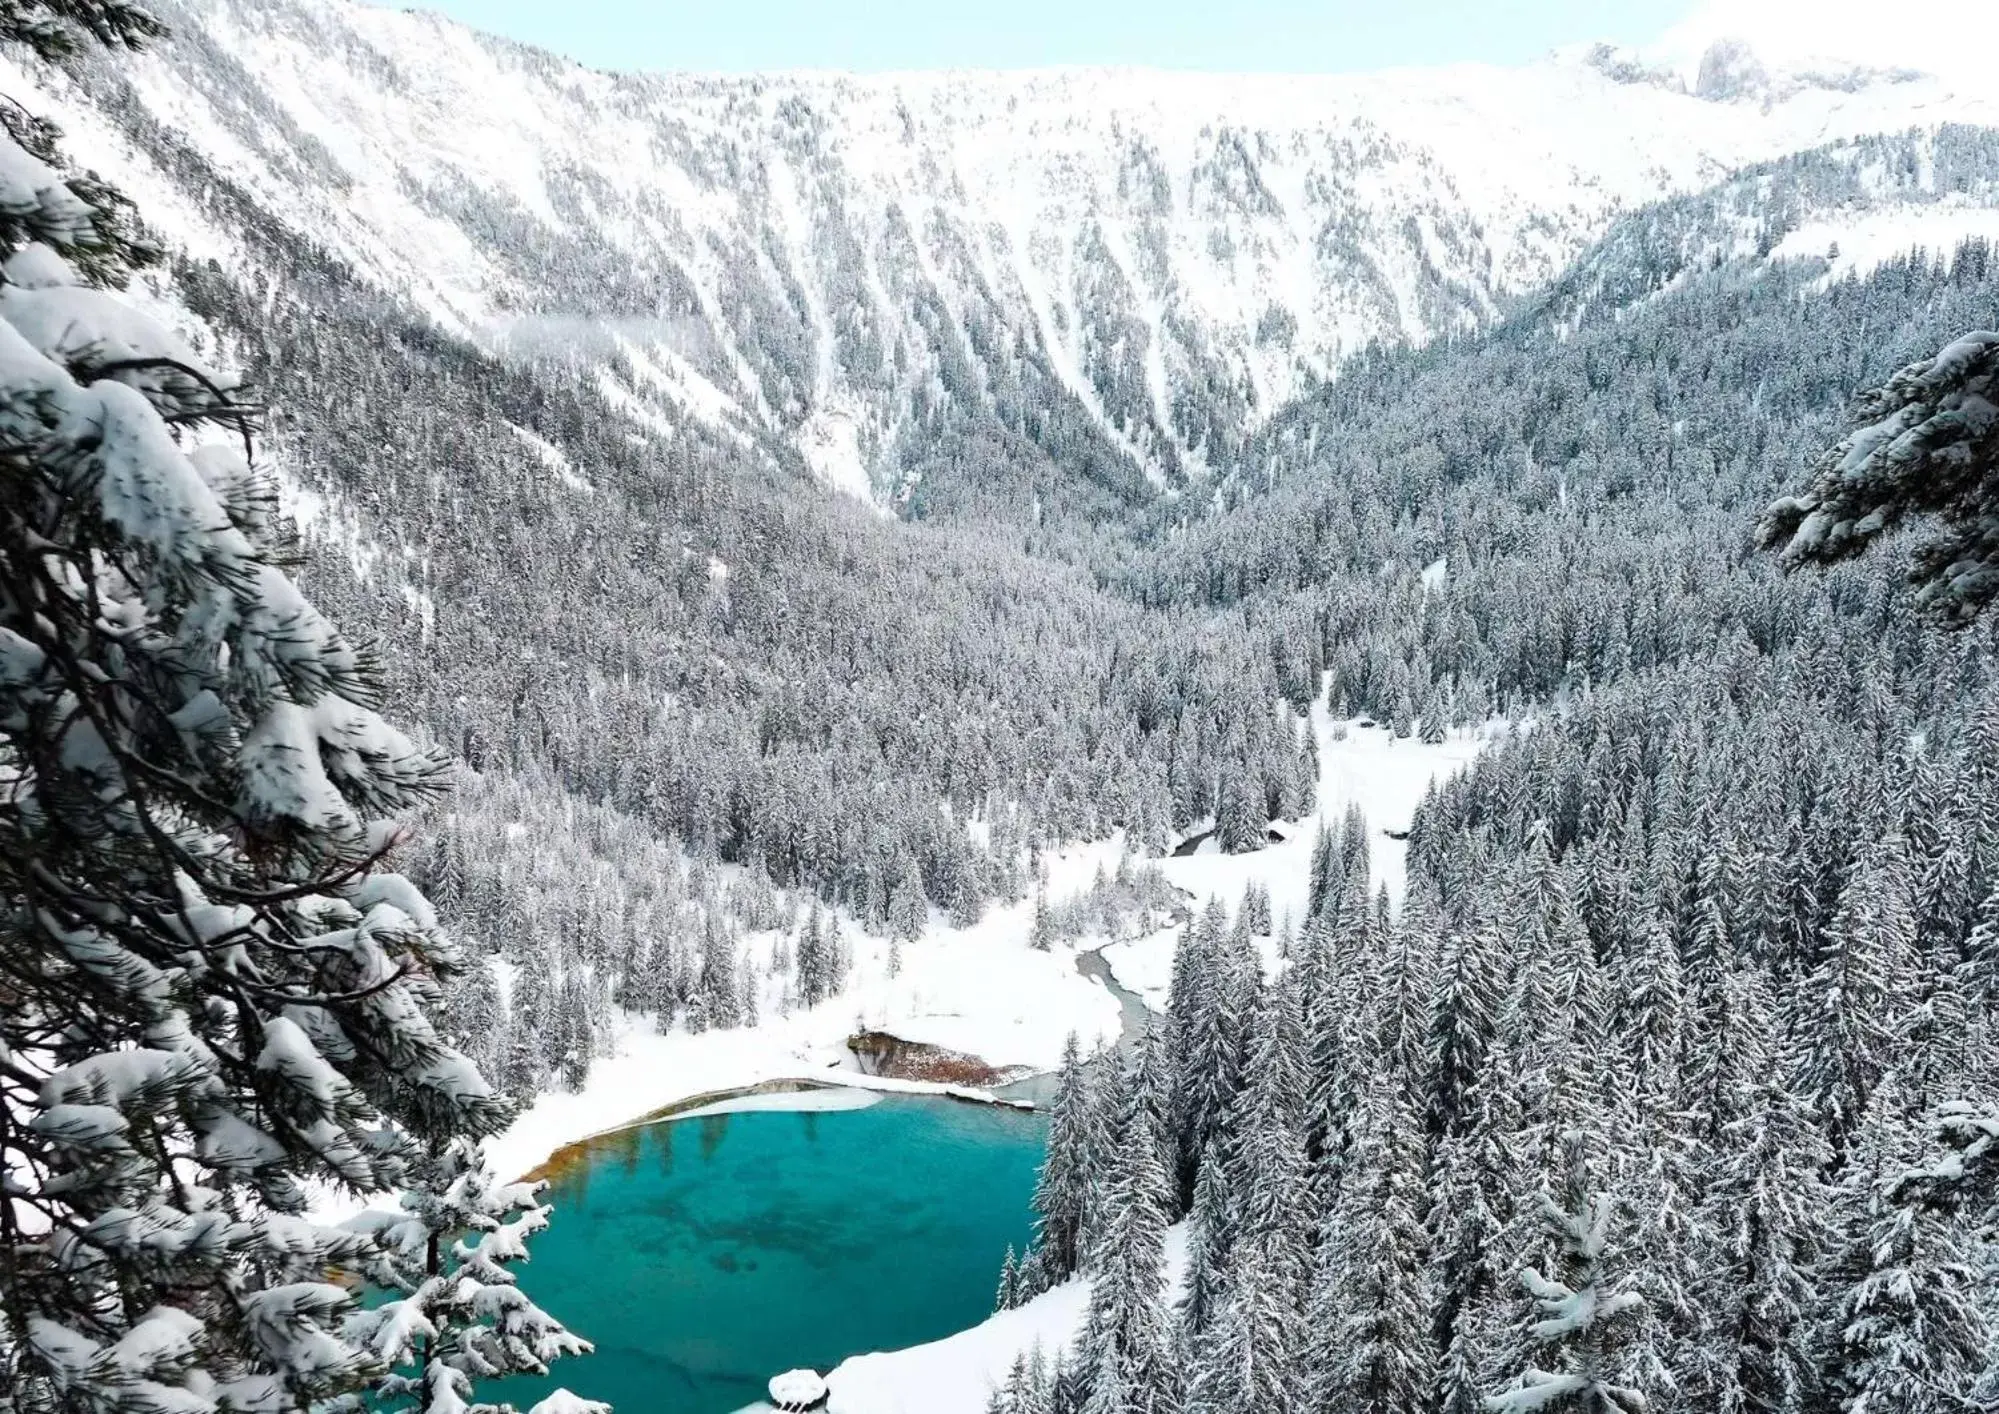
14;0;1999;498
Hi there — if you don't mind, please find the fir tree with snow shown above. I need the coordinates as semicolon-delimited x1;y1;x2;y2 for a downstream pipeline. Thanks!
1021;1033;1094;1292
0;5;583;1409
1176;1137;1233;1346
349;1138;603;1414
1821;1077;1989;1414
1764;329;1999;620
1032;886;1056;951
1313;1080;1433;1414
1484;1131;1650;1414
1074;1044;1176;1414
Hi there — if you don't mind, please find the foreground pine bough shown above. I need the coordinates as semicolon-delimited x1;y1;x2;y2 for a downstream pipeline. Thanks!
0;4;602;1410
1765;328;1999;620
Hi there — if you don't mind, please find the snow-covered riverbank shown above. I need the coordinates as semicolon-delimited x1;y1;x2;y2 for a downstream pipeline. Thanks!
472;710;1496;1195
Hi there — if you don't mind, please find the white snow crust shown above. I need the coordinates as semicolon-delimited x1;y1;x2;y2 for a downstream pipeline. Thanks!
673;1087;884;1122
820;1225;1189;1414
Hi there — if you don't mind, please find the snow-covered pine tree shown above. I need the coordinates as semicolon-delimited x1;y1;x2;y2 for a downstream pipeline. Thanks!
1187;1227;1298;1414
1889;1099;1999;1407
1021;1033;1094;1291
1822;1076;1989;1414
887;852;926;944
1183;986;1307;1414
1692;1076;1827;1414
1074;1043;1175;1414
796;902;827;1006
0;7;543;1409
1307;821;1338;917
1227;980;1308;1254
1294;718;1319;816
1422;690;1450;744
1429;1077;1521;1414
1215;747;1266;855
1762;329;1999;620
997;1245;1022;1313
1239;880;1271;936
1483;1131;1649;1414
738;947;761;1025
439;950;506;1084
1891;1099;1999;1223
992;1347;1056;1414
350;1138;603;1414
1031;886;1055;951
1425;917;1504;1140
1615;914;1684;1120
1310;1078;1432;1414
1792;838;1914;1166
1176;1136;1233;1346
1168;898;1250;1207
825;913;851;994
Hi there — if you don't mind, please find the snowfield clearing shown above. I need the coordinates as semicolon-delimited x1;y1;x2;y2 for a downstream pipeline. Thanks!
1102;711;1498;1010
451;708;1497;1202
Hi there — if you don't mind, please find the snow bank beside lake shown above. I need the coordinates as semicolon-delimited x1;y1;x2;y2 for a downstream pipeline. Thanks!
674;1087;884;1122
822;1225;1189;1414
470;893;1120;1190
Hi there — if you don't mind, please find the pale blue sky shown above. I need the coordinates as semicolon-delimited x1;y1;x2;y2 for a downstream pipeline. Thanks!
416;1;1696;74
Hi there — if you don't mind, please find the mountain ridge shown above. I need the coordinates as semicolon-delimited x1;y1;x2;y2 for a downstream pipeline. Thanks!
16;0;1999;507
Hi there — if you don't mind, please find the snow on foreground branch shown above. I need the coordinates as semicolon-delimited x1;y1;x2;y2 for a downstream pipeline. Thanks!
1764;327;1999;620
0;4;598;1410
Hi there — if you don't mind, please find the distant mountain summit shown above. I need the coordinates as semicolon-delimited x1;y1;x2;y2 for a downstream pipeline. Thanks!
1577;35;1926;105
13;0;1999;501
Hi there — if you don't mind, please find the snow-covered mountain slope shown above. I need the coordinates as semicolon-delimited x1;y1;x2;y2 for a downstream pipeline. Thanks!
1533;124;1999;327
15;0;1999;499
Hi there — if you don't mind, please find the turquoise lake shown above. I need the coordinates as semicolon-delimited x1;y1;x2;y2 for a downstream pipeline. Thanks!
480;1093;1048;1414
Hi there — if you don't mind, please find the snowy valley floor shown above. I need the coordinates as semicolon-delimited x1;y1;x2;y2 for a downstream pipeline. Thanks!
448;711;1496;1412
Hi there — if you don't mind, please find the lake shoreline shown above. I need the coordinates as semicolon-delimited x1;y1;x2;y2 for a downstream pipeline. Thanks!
517;943;1147;1188
520;1071;1039;1186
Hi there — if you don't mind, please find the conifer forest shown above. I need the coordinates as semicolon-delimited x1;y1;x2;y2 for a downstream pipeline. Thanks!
3;1;1999;1412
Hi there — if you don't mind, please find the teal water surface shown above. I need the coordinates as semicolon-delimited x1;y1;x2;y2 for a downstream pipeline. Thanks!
481;1094;1047;1414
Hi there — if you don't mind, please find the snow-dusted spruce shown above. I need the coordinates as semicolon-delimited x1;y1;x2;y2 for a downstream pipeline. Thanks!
1012;1033;1091;1301
1071;1035;1175;1414
348;1140;603;1414
1484;1132;1649;1414
1763;328;1999;620
0;6;594;1411
1816;1075;1987;1414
